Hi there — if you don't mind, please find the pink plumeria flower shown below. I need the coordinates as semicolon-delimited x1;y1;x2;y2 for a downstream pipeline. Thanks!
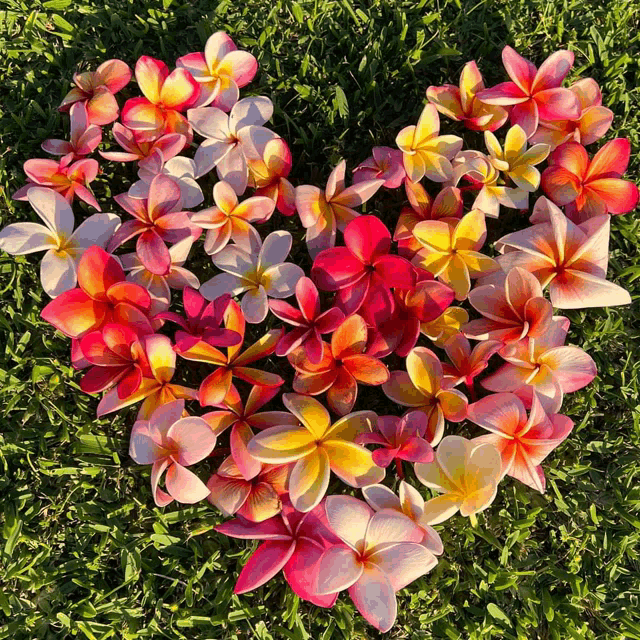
121;237;200;316
362;481;444;555
129;399;216;506
0;188;119;297
476;47;581;139
468;392;573;493
316;495;437;632
188;96;277;194
13;156;101;210
190;180;275;255
59;59;131;125
100;124;187;163
442;333;502;391
200;230;304;324
353;146;406;188
42;102;102;159
176;31;258;110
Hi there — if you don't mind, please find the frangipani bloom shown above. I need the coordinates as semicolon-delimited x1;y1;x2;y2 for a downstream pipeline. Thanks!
269;277;345;364
215;498;341;607
0;188;119;297
129;400;216;506
312;215;415;325
42;102;102;158
426;61;508;132
200;230;303;324
421;306;468;347
468;392;573;493
176;31;258;110
415;436;502;524
295;160;384;258
362;482;444;555
188;96;277;193
493;198;632;308
59;58;131;125
288;314;389;416
121;56;200;142
464;266;554;342
412;209;498;301
541;139;639;222
352;146;406;188
248;394;384;512
100;124;186;163
476;47;581;138
395;103;463;183
191;180;275;255
530;78;614;149
121;237;200;315
316;495;437;632
383;347;468;446
441;333;501;391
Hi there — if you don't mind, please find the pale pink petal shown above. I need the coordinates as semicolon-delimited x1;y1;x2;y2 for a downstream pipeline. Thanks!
165;462;211;503
315;546;363;594
368;542;437;590
348;564;397;633
324;494;374;551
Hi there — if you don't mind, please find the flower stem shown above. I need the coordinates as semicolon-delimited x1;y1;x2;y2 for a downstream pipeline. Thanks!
395;458;405;480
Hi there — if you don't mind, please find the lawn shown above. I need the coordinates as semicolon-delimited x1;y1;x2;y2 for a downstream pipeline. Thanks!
0;0;639;638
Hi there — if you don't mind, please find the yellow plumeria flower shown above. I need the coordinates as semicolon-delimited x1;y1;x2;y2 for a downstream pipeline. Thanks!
484;125;550;192
396;104;463;183
420;307;469;348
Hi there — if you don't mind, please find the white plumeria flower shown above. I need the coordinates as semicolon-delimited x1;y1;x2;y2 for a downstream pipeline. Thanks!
187;96;278;194
0;187;120;297
200;230;304;324
120;237;200;316
127;150;204;209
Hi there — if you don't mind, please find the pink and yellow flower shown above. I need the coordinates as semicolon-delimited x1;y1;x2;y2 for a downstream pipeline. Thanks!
249;138;297;216
42;102;102;159
100;124;186;163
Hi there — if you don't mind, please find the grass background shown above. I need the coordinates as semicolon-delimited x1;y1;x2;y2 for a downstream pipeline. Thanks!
1;0;639;638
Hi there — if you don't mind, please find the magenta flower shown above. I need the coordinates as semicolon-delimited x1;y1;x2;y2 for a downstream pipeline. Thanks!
352;146;406;188
42;102;102;159
100;124;187;163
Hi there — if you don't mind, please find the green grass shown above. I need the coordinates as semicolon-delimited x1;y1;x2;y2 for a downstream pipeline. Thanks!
1;0;639;638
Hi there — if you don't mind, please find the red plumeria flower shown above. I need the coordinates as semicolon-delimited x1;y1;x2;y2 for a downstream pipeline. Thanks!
107;174;201;276
541;139;639;222
59;58;132;125
269;277;345;364
100;124;186;163
42;102;102;159
352;146;406;189
249;138;297;216
312;215;415;326
122;56;200;143
441;333;502;394
477;47;580;138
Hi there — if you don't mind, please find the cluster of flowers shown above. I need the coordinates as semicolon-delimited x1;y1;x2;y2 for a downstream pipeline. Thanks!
1;36;637;632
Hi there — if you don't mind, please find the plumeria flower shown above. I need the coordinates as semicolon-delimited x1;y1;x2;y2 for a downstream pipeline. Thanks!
395;103;463;183
395;181;463;257
42;102;102;159
492;197;632;308
269;277;345;364
383;347;468;446
121;56;200;142
188;96;277;193
362;482;444;555
128;151;204;209
13;156;101;210
176;31;258;110
295;160;384;258
421;306;468;348
248;394;384;512
312;215;415;325
108;174;201;276
207;455;289;522
98;333;198;419
191;180;275;255
200;230;303;324
59;58;131;125
412;209;499;301
464;266;554;343
0;188;119;297
288;314;390;416
121;237;200;316
541;139;639;222
426;61;509;132
530;78;614;149
100;124;186;163
215;498;341;607
468;392;573;493
352;146;406;188
129;399;216;506
441;333;502;394
476;47;581;138
415;435;502;524
316;495;437;632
